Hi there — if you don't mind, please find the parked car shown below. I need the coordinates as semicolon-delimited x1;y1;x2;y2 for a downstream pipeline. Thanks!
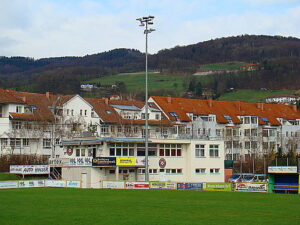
228;173;242;182
253;174;268;182
240;173;255;182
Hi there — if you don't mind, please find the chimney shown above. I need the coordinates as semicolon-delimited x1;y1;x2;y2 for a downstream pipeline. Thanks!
105;98;109;105
167;96;171;103
46;92;50;99
257;103;261;109
261;103;264;111
292;104;297;112
22;97;26;102
236;101;241;111
208;99;213;108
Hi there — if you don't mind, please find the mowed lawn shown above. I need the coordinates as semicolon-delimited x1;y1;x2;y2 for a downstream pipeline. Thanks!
0;189;299;225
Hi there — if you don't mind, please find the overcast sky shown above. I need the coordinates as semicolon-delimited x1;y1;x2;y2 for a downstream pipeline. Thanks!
1;0;300;58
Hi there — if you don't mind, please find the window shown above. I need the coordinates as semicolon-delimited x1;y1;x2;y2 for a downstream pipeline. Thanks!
12;121;22;129
1;138;8;146
43;139;51;149
81;149;86;157
84;110;87;116
101;125;109;135
80;110;83;116
251;116;257;124
169;112;178;120
55;139;60;145
149;169;158;174
119;169;128;174
216;129;221;136
244;116;250;124
109;143;134;157
10;138;21;148
244;129;250;137
155;114;160;120
195;144;205;157
251;141;257;149
16;106;22;113
209;145;219;157
195;168;206;174
76;149;80;157
71;110;74;116
137;143;157;156
159;144;182;157
23;139;29;147
165;169;182;174
210;168;220;174
269;129;275;137
66;109;69;116
138;169;145;174
109;170;115;174
245;141;250;149
251;129;257;136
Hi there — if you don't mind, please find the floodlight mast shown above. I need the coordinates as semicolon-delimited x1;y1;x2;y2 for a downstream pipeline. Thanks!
136;16;155;182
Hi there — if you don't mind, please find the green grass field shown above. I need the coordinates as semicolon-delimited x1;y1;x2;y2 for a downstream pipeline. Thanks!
84;72;186;92
199;62;249;71
218;89;295;102
0;188;299;225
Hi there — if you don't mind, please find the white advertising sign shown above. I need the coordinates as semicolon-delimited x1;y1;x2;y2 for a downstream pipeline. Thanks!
235;182;268;192
18;180;45;188
0;181;18;189
69;157;92;167
48;158;64;167
45;180;66;187
268;166;297;173
102;181;125;189
66;181;81;188
135;157;146;166
10;165;50;175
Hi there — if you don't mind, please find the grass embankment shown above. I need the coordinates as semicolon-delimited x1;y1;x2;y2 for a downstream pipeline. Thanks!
0;188;299;225
84;72;186;92
0;173;20;181
218;89;295;102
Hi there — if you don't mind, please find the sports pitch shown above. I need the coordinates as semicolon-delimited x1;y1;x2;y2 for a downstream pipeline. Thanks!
0;188;299;225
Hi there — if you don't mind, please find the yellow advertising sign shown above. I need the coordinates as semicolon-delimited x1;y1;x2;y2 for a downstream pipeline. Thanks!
116;157;136;166
150;181;177;190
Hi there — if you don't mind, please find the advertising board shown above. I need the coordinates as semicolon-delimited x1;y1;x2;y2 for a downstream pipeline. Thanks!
10;165;50;175
102;181;125;189
92;157;116;167
135;157;146;166
48;158;64;167
66;181;81;188
150;181;177;190
69;157;92;167
126;182;149;189
116;157;135;166
18;180;45;188
268;166;297;173
0;181;18;189
177;183;203;191
235;182;268;192
45;180;66;188
205;183;232;191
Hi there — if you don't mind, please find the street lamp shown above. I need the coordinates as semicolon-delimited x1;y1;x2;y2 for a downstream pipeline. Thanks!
136;16;155;181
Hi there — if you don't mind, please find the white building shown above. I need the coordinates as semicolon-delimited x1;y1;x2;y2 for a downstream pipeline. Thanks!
266;94;300;105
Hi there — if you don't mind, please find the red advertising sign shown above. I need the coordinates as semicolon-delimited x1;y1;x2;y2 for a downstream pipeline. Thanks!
126;182;150;189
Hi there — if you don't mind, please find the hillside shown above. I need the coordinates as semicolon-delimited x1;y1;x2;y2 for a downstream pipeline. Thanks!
0;35;300;95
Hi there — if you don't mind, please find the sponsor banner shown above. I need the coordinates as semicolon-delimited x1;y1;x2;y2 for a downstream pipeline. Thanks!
150;181;177;190
0;181;18;189
10;165;50;175
69;157;92;167
45;180;66;188
135;157;146;166
235;182;268;192
177;183;203;191
66;181;81;188
92;157;116;167
102;181;125;189
126;182;149;189
205;183;232;192
116;157;135;166
18;180;45;188
48;158;64;167
268;166;297;173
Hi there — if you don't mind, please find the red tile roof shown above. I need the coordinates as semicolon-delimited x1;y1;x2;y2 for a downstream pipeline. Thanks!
151;96;300;126
0;88;25;104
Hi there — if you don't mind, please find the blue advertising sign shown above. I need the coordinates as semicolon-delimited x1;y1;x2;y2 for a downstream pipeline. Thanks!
92;157;116;167
177;183;203;191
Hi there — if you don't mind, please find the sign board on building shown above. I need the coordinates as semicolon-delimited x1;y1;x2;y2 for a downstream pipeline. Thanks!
92;157;116;167
235;182;268;193
268;166;298;173
177;183;203;191
18;180;45;188
205;183;232;192
126;182;149;189
0;181;18;189
116;157;135;166
48;158;64;167
69;157;92;167
102;181;125;189
135;157;146;166
159;158;166;168
150;181;177;190
10;165;50;175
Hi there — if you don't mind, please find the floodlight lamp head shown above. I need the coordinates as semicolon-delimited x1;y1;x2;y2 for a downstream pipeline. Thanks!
148;15;154;19
148;22;153;25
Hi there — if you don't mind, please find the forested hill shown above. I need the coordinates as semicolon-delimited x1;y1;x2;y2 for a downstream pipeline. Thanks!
0;35;300;94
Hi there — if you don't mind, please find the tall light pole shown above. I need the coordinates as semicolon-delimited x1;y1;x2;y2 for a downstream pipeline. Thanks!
136;16;155;181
